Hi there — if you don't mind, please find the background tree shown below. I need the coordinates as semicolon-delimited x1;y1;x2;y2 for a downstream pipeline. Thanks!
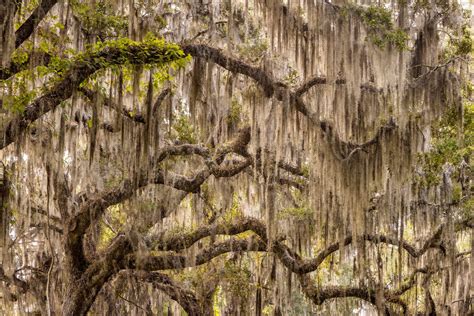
0;0;472;315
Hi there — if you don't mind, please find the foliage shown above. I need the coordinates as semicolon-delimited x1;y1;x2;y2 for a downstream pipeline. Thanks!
82;36;189;68
227;98;242;127
221;260;253;301
2;90;36;114
222;193;244;223
97;205;126;250
71;0;127;38
278;205;312;222
416;101;473;187
442;23;473;59
344;5;409;50
283;66;300;87
279;189;313;223
172;114;197;144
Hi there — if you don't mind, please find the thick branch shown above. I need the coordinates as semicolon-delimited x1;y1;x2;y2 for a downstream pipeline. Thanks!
15;0;59;49
0;40;186;149
299;267;431;314
128;270;205;316
147;216;267;251
123;236;266;271
274;227;445;274
295;76;346;96
183;44;395;160
64;128;251;275
146;215;447;275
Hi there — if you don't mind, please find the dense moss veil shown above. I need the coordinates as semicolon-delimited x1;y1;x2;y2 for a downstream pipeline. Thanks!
0;0;472;315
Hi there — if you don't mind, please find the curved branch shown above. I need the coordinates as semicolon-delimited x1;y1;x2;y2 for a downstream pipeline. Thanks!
273;228;445;275
152;87;171;115
127;270;203;316
123;236;267;271
295;76;346;96
299;267;431;314
146;215;448;275
183;43;395;160
64;128;251;275
0;39;186;150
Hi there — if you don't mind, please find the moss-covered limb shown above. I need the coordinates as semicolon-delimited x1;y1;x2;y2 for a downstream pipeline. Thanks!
67;213;466;315
214;126;251;161
184;43;395;161
65;130;252;277
123;237;267;271
0;51;51;80
298;274;378;306
126;218;440;314
156;143;211;162
0;38;187;150
65;229;262;315
148;217;268;251
15;0;59;49
147;213;453;275
299;267;435;314
250;148;308;178
295;95;397;160
292;228;445;275
183;44;276;97
127;270;206;316
289;215;470;271
298;274;405;314
388;267;431;298
62;233;132;316
295;76;346;96
238;148;308;191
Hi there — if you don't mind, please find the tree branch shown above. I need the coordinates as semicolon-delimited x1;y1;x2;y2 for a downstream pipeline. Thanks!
0;51;51;80
15;0;59;49
64;127;251;275
127;270;203;316
183;44;395;161
0;39;186;149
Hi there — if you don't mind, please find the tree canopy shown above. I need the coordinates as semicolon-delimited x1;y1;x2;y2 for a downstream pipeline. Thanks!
0;0;472;315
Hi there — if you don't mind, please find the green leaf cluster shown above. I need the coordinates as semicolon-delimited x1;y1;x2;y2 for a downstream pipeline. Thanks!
227;98;242;127
71;0;127;38
222;261;252;300
172;115;197;144
345;5;409;50
443;24;473;59
416;102;473;187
